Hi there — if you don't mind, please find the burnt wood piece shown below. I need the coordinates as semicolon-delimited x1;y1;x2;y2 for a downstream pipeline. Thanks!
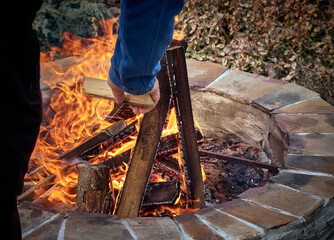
157;128;204;158
100;150;131;169
60;120;127;161
198;150;278;173
142;181;180;206
76;163;110;213
101;189;115;214
18;165;71;203
166;46;205;209
83;76;155;108
104;103;136;123
115;54;171;218
81;120;137;162
154;158;183;183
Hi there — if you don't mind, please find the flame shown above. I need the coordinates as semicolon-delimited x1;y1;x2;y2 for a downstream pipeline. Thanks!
28;17;205;216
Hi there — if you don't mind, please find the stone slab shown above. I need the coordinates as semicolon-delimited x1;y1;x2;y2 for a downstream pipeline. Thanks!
195;207;260;239
215;199;297;230
23;214;64;240
187;58;227;88
64;211;133;240
284;155;334;175
272;97;334;114
175;212;224;240
270;171;334;199
288;133;334;155
126;217;181;240
190;90;269;148
239;183;323;220
253;83;319;112
208;70;287;101
275;114;334;133
18;201;59;237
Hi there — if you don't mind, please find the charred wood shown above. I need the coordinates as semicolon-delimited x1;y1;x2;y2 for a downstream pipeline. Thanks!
166;46;205;208
60;120;127;161
115;53;171;218
142;181;180;207
198;150;278;173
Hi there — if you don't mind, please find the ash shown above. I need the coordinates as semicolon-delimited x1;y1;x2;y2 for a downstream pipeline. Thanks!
199;134;272;205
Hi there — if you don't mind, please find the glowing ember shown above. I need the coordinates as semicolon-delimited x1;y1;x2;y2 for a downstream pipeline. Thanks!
27;18;205;216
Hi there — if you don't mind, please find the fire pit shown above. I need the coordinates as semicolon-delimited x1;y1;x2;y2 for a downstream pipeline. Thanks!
19;21;334;239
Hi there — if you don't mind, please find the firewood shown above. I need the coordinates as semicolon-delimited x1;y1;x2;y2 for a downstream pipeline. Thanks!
18;165;71;203
166;46;205;208
76;163;110;213
142;181;180;207
115;55;171;218
60;119;127;161
83;76;155;108
100;150;131;170
198;150;278;173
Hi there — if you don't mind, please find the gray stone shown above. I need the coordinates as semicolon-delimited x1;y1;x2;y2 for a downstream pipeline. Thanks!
263;199;334;239
64;211;133;240
253;83;319;112
23;214;64;240
270;171;334;199
275;114;334;133
239;183;323;220
284;154;334;175
208;70;287;102
272;97;334;114
175;212;224;240
195;207;261;239
215;199;297;231
288;133;334;155
126;217;181;240
187;58;227;88
18;201;60;238
190;90;270;148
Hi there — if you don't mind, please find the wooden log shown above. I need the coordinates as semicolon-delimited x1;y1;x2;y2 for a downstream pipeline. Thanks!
100;150;131;170
198;150;278;173
60;119;127;161
76;163;110;213
166;46;205;209
83;76;155;108
104;103;136;123
115;55;171;218
18;165;71;203
142;181;180;206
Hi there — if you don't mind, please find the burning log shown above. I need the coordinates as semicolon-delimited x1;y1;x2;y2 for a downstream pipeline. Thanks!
142;181;180;207
83;76;154;108
166;46;205;208
198;150;278;173
60;119;127;161
100;150;131;170
104;103;136;123
76;163;110;213
18;165;71;203
154;158;183;183
115;55;172;218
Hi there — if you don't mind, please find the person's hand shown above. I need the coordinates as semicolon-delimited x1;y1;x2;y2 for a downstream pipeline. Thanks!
108;78;160;114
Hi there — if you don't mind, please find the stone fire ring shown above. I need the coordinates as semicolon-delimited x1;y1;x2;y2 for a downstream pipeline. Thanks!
20;59;334;239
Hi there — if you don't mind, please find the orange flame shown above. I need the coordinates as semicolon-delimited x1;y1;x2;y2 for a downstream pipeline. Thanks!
28;18;205;216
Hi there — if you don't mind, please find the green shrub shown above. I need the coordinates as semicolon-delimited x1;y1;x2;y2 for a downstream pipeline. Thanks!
33;0;112;52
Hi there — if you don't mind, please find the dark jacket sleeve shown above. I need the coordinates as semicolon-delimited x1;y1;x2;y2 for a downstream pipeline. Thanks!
109;0;184;95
